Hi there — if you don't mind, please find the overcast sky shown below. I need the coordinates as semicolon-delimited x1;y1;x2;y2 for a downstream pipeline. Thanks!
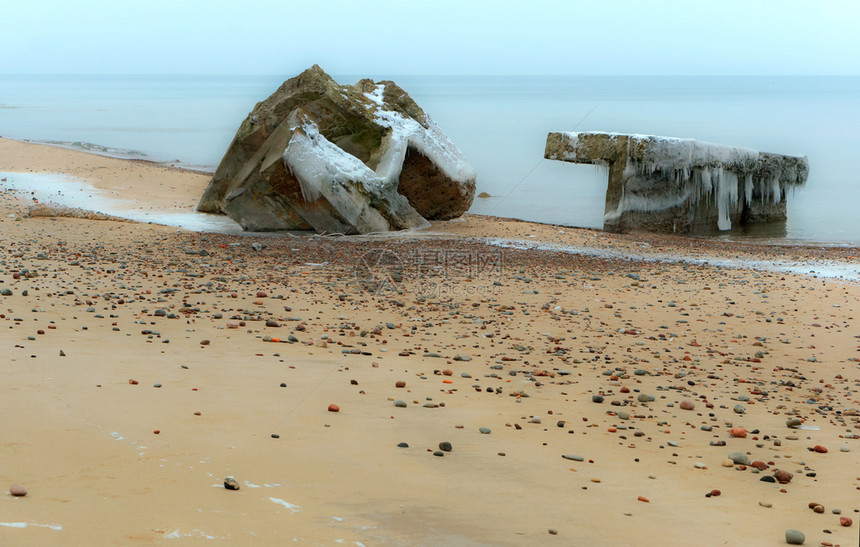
4;0;858;76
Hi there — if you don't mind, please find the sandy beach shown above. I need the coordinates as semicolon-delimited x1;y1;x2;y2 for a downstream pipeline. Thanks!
1;137;858;546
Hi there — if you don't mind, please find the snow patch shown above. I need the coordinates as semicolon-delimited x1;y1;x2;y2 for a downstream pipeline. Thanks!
269;497;301;513
0;522;63;531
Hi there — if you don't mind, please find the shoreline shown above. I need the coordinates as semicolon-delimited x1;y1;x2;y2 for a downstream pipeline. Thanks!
4;137;859;251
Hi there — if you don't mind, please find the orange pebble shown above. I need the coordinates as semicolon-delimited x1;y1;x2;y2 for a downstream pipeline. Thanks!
637;496;649;502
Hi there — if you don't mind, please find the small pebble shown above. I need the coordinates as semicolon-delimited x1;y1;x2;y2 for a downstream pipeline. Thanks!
9;484;27;497
328;404;340;412
479;427;491;434
224;477;240;490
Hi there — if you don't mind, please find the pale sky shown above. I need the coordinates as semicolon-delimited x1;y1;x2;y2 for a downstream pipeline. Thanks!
3;0;858;76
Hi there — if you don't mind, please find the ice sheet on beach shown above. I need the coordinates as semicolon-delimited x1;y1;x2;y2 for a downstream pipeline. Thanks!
484;237;860;282
0;522;63;531
1;171;245;233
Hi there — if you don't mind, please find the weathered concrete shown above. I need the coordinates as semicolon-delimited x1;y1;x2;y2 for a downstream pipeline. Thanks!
545;131;808;234
198;65;476;234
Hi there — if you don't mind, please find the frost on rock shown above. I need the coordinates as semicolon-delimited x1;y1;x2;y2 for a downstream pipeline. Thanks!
197;65;476;234
545;131;809;234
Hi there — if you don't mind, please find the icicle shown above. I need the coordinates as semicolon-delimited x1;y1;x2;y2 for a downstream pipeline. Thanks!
771;176;782;204
716;168;739;231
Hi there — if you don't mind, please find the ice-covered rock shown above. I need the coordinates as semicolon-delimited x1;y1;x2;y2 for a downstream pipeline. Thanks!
545;131;808;234
197;65;476;233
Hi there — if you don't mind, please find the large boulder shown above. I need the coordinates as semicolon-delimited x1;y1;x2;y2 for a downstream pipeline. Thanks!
197;65;476;233
545;131;808;234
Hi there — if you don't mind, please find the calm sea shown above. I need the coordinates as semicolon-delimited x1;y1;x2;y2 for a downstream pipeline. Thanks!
0;74;858;245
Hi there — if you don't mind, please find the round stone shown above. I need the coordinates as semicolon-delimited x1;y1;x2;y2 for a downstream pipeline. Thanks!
327;404;340;412
9;484;27;497
394;399;407;407
784;529;805;545
395;381;406;388
397;442;409;448
730;427;747;438
479;427;491;434
679;400;695;410
439;442;452;452
728;452;750;465
592;395;604;403
773;469;793;484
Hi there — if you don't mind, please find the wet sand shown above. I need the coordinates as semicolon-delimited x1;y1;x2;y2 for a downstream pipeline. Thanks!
1;137;859;546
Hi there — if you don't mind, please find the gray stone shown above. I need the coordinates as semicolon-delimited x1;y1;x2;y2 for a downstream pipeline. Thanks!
479;427;491;434
784;529;805;545
197;65;476;234
562;454;585;462
544;131;808;235
729;452;750;465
